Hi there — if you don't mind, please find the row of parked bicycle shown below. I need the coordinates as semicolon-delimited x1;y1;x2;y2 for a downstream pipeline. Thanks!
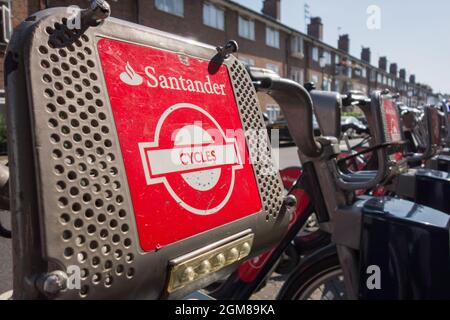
2;2;450;300
264;99;369;143
206;66;450;300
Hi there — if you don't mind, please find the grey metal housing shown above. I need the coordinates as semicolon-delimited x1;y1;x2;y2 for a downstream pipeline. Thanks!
5;7;288;299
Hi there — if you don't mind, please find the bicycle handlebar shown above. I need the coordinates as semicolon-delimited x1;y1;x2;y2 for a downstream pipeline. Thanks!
248;68;322;158
341;91;371;108
248;67;390;191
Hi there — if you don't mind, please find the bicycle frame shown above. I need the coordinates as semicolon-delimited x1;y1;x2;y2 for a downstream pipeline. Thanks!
211;166;315;299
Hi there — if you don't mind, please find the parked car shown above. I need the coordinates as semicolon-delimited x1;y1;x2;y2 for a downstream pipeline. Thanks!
264;113;321;143
341;116;369;139
356;116;368;126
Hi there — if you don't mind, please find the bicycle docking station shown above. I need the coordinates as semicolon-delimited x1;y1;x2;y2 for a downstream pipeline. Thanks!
341;92;450;299
4;3;290;299
247;65;450;299
4;1;450;302
376;100;450;214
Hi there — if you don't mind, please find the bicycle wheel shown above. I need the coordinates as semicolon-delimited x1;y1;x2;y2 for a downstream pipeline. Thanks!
277;244;347;300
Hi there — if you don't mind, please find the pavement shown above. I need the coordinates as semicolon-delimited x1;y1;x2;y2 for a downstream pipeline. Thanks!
0;153;11;295
0;210;11;295
0;139;361;298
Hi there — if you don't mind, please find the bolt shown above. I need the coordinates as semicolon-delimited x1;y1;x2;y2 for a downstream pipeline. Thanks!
277;194;297;218
82;0;111;27
283;194;297;209
216;40;239;59
37;271;68;296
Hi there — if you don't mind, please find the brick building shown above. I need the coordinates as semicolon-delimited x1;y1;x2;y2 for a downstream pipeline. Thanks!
0;0;437;114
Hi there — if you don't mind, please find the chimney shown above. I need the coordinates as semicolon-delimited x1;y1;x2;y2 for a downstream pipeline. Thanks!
338;34;350;53
307;17;323;41
361;47;371;63
262;0;281;20
389;63;398;76
378;57;387;71
399;69;406;80
409;74;416;84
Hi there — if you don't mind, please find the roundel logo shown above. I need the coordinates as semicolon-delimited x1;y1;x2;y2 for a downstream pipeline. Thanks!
138;103;243;215
390;118;401;141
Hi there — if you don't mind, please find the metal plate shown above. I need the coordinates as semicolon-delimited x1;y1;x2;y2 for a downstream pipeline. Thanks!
10;8;287;299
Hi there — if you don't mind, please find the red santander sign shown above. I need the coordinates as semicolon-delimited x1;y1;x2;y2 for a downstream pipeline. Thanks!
383;98;403;162
98;39;262;251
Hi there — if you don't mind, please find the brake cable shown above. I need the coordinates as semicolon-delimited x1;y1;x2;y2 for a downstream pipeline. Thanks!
337;141;405;166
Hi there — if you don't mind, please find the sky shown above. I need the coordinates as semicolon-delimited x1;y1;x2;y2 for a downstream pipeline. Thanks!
235;0;450;94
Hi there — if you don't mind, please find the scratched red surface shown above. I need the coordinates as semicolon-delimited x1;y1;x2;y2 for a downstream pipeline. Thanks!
97;38;262;251
383;98;403;161
429;108;441;145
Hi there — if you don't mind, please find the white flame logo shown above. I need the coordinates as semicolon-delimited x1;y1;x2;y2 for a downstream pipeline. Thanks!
120;62;143;86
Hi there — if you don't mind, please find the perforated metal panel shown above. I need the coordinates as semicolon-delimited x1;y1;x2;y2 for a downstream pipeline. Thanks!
28;14;139;300
228;61;283;221
8;8;287;299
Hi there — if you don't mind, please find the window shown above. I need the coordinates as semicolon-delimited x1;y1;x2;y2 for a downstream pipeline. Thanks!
266;26;280;48
370;70;376;82
311;75;319;85
238;16;255;40
377;73;382;83
323;77;331;91
335;54;340;65
346;64;352;78
203;2;224;30
240;57;255;67
290;67;304;84
334;79;341;92
323;51;331;65
155;0;184;17
312;47;319;62
266;63;280;75
361;68;367;78
0;1;11;44
291;35;304;57
266;105;281;122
